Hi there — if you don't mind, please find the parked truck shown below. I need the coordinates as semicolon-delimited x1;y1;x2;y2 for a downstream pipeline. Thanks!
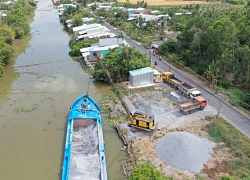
178;82;202;98
177;96;208;114
162;71;202;98
162;72;183;89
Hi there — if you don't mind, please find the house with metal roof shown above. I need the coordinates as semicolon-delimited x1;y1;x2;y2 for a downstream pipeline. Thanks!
77;32;116;41
128;14;171;22
73;24;103;36
80;38;128;69
78;26;110;36
129;67;154;86
99;38;124;47
77;26;112;41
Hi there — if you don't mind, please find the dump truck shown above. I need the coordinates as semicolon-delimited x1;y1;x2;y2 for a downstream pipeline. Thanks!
178;82;202;98
177;96;207;114
162;72;202;98
162;72;183;89
129;111;157;131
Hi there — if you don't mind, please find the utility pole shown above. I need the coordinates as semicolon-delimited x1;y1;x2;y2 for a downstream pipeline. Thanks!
217;98;223;117
150;47;152;64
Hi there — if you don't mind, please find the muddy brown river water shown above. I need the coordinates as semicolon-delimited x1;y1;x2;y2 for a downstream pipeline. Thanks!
0;1;125;179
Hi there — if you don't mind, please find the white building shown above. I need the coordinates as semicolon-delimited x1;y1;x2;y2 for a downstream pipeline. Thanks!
72;23;103;36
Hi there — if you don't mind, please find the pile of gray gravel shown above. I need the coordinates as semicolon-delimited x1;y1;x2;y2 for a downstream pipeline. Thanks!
156;131;215;173
133;99;174;115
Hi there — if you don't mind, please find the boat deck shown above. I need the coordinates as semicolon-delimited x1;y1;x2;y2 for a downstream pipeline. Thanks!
70;118;100;180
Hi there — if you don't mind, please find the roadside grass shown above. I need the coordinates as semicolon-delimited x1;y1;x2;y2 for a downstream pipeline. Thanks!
205;118;250;179
216;86;250;115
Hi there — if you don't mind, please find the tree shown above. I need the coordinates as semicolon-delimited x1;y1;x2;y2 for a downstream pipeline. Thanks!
189;27;202;62
72;13;83;27
158;40;177;54
93;47;150;82
3;14;30;38
0;40;14;75
205;61;219;86
69;40;91;56
90;4;97;11
0;25;15;44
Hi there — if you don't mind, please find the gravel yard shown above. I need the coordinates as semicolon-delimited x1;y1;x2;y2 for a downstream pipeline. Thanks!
122;90;217;133
112;88;221;179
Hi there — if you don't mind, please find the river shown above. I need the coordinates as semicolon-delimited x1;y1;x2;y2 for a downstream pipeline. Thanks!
0;0;125;179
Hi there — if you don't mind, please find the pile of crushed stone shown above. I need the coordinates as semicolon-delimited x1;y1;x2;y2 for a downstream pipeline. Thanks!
70;122;100;180
156;131;215;173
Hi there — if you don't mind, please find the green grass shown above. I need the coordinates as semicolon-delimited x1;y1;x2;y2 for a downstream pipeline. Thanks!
99;91;118;113
216;86;250;112
129;163;173;180
205;118;250;179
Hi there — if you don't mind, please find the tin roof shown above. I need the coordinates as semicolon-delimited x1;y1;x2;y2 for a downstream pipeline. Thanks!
73;24;102;33
99;38;123;47
129;67;154;76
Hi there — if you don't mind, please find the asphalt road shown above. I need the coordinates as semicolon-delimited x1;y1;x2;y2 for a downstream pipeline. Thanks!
103;22;250;138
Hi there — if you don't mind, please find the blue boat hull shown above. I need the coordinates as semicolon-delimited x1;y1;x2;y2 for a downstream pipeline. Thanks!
61;94;108;180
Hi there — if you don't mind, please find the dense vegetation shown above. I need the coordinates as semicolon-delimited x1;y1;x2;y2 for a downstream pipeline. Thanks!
62;1;250;109
93;47;150;81
129;163;173;180
206;118;250;179
60;5;93;25
158;4;250;109
0;0;36;75
68;38;91;56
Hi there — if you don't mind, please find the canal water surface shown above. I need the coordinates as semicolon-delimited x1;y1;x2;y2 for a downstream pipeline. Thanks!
0;0;125;179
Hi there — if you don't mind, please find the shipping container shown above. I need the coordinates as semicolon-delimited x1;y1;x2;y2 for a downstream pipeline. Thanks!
129;67;154;86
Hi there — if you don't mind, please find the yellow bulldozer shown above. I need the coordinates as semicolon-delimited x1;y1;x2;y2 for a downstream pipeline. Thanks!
128;111;157;132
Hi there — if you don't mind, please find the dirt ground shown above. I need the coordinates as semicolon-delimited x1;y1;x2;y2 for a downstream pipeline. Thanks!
117;0;215;6
108;87;232;179
130;120;232;180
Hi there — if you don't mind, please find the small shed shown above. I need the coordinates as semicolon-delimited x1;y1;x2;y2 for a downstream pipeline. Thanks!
129;67;154;86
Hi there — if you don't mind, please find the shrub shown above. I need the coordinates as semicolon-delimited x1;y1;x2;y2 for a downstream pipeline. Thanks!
218;80;231;89
69;38;77;48
221;175;234;180
129;163;173;180
69;41;91;56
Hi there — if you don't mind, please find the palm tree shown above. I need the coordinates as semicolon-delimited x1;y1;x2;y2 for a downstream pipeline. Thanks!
205;61;219;87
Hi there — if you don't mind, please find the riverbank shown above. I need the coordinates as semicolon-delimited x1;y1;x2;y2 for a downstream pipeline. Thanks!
0;0;36;76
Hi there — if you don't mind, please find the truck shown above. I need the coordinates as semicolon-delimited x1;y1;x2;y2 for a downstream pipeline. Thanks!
177;96;208;114
129;111;158;131
162;72;183;89
162;71;202;98
178;82;202;98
